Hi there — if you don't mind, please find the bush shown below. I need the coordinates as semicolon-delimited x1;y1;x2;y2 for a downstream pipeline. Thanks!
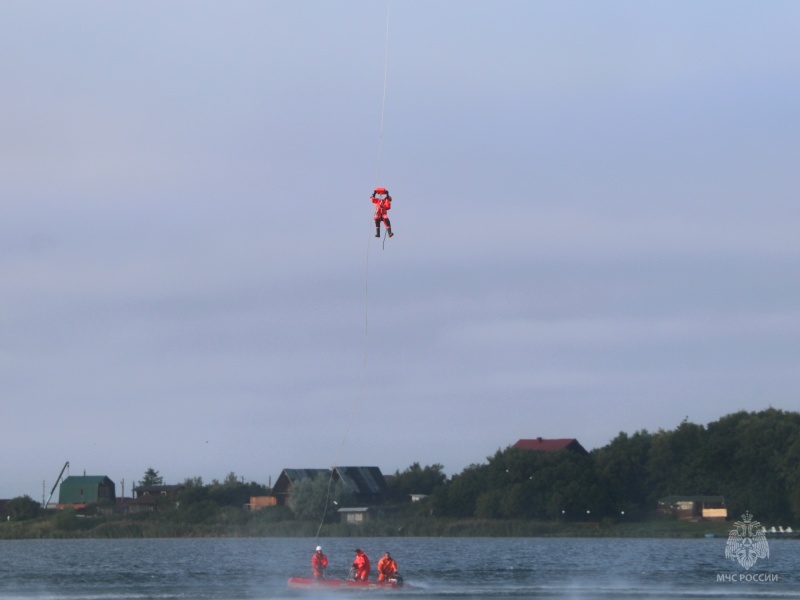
5;495;42;521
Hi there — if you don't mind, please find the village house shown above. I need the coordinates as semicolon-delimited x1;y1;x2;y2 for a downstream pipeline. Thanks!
271;466;388;507
246;495;277;511
57;475;116;511
657;495;728;521
132;484;185;500
513;437;589;455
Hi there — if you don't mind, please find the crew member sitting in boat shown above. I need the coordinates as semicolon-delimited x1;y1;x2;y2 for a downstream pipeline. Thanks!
377;551;399;582
352;548;371;581
311;546;328;579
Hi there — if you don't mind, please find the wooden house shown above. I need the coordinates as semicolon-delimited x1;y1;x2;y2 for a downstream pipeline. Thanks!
271;469;328;506
658;495;728;521
271;466;388;506
132;484;184;499
57;475;116;509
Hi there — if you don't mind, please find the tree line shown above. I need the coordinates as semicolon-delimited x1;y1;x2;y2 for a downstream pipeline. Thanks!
426;408;800;523
3;408;797;528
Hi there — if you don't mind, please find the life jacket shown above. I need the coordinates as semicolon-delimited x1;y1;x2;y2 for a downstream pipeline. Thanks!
377;556;397;581
353;551;371;579
312;552;328;572
372;196;391;217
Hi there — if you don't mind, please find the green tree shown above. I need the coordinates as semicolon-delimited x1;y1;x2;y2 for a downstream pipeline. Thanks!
207;472;269;508
433;462;489;518
439;408;800;523
5;495;41;521
177;476;210;507
721;408;800;521
288;475;353;522
387;463;447;501
434;446;608;520
140;468;164;486
594;429;653;516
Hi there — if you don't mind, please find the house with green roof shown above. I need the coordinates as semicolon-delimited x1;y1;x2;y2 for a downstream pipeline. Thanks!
58;475;116;508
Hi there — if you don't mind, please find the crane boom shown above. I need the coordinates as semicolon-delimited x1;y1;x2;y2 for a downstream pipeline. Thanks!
44;461;69;508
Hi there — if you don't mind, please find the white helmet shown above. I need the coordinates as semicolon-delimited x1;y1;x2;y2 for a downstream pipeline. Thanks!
316;546;322;552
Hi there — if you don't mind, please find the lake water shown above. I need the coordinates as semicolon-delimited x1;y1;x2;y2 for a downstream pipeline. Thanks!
0;537;797;599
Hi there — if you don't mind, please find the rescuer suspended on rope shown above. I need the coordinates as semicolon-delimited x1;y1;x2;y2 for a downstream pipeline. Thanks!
371;187;394;238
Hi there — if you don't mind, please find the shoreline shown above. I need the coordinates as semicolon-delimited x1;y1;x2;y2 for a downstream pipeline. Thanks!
2;515;777;540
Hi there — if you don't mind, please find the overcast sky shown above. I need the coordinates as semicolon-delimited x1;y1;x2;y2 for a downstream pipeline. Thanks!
2;1;799;501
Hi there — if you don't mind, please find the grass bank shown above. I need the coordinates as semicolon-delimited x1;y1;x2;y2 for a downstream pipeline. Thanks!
0;510;734;540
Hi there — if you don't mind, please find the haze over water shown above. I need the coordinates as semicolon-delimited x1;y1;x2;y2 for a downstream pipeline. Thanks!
1;537;797;599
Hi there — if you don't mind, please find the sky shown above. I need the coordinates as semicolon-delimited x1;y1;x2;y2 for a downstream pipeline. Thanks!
2;1;800;501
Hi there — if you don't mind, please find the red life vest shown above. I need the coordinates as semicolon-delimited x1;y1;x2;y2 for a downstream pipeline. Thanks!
372;196;392;217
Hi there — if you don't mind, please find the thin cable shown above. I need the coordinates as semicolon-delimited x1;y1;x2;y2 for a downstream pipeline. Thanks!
314;230;371;539
375;0;390;186
315;1;389;540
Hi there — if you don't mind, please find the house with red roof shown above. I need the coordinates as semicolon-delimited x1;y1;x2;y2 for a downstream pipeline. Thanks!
513;437;588;455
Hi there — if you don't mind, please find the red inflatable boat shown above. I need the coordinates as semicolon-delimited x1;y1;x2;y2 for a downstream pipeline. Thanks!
287;576;408;590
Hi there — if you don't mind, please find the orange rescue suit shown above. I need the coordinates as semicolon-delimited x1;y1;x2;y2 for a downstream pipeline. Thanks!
352;550;371;581
371;187;394;238
377;555;398;582
372;196;391;220
311;551;328;579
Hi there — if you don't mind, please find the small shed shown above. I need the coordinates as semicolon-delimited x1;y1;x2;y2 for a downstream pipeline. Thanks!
247;496;278;511
58;475;116;508
338;507;372;524
658;495;728;521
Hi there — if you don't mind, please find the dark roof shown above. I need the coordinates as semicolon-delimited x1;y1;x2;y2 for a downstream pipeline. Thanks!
334;467;388;496
513;438;588;454
273;467;387;498
133;484;185;495
272;469;329;497
658;495;726;504
282;469;328;483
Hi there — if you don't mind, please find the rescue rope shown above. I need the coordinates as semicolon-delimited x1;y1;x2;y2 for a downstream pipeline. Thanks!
314;0;390;541
313;231;371;540
375;0;390;186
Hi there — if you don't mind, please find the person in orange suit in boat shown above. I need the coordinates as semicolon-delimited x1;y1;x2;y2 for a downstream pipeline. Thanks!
352;548;371;581
377;551;399;582
311;545;328;579
371;187;394;238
